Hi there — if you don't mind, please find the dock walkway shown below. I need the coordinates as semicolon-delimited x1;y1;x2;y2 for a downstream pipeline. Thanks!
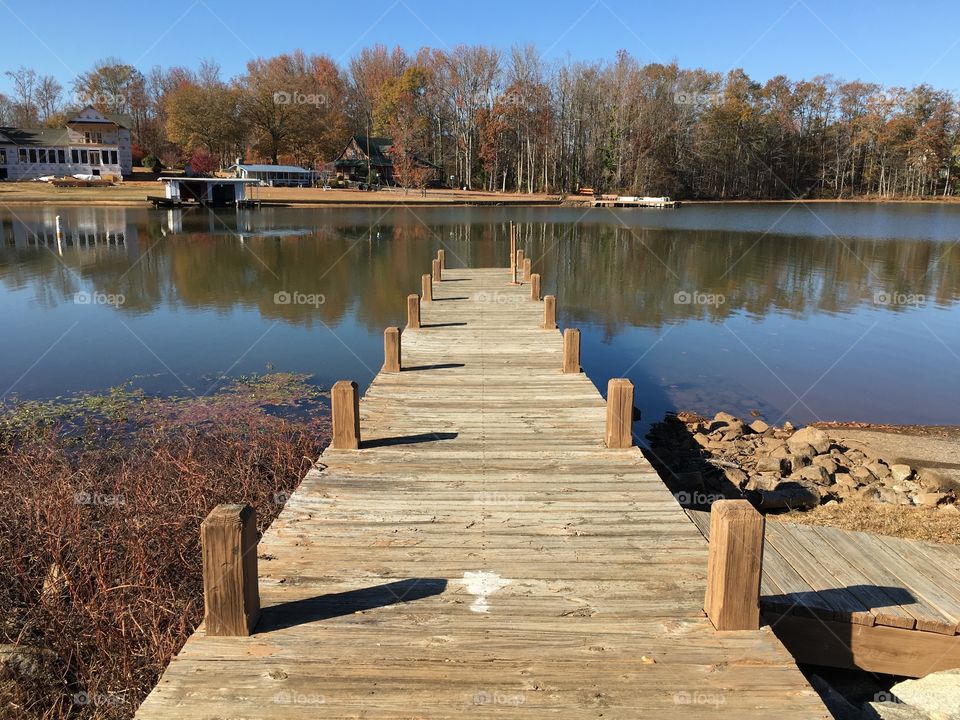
136;265;826;718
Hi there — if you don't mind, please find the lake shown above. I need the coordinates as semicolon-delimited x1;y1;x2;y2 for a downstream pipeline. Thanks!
2;202;959;439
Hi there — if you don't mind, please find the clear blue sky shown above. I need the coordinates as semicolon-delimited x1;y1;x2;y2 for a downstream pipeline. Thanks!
1;0;958;94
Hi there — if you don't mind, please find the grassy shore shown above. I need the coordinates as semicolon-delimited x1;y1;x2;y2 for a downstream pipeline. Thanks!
0;376;329;719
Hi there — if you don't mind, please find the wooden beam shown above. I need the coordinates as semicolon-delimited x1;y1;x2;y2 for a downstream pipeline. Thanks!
705;500;764;630
509;223;516;276
530;273;541;301
543;295;557;329
562;328;580;373
383;326;401;373
437;248;445;269
331;380;360;450
604;378;634;449
766;611;960;677
523;258;532;281
432;258;441;282
421;273;432;303
202;504;259;637
406;293;420;330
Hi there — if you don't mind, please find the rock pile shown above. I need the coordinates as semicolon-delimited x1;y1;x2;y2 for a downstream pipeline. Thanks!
661;412;958;512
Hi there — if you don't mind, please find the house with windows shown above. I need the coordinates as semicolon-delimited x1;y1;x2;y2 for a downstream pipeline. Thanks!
332;135;441;186
0;106;132;181
228;163;316;187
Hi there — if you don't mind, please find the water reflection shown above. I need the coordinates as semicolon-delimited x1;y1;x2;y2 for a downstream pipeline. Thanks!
1;205;959;427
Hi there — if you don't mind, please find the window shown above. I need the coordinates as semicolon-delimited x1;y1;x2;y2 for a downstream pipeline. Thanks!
111;151;118;164
0;149;6;164
29;149;37;163
80;149;88;164
83;131;102;144
71;149;79;163
89;150;101;165
57;149;66;164
19;148;27;163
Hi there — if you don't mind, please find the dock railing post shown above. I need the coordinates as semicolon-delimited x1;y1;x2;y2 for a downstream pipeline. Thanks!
605;378;634;448
704;500;764;631
202;503;260;637
523;258;532;281
509;223;517;278
331;380;361;449
383;327;401;372
437;248;445;270
516;249;524;275
529;273;541;301
421;273;432;302
562;328;580;373
432;258;442;282
406;293;421;330
543;295;557;329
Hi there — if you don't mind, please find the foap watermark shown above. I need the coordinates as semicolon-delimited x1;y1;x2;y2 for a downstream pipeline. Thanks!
473;690;525;707
273;691;326;706
74;491;125;507
274;291;326;307
673;491;725;507
74;290;125;307
673;90;722;107
73;691;128;708
273;90;327;108
473;290;524;306
872;691;903;704
72;90;126;108
873;290;925;308
272;491;291;506
673;690;726;707
674;290;725;306
473;492;525;507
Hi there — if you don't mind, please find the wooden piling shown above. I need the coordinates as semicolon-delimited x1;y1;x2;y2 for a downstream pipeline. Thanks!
421;274;432;302
432;258;442;282
517;249;524;273
331;380;361;450
530;273;541;301
383;327;401;373
543;295;557;329
605;378;634;449
562;328;581;373
523;258;532;281
202;503;260;637
437;248;445;269
407;293;420;330
705;500;765;631
509;223;517;276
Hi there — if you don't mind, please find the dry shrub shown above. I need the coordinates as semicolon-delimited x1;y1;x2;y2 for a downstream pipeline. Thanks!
0;375;329;719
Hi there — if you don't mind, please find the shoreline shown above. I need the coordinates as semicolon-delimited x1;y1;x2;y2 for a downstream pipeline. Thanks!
2;180;959;209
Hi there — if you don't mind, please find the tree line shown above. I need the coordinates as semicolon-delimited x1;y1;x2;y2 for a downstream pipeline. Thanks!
1;45;957;199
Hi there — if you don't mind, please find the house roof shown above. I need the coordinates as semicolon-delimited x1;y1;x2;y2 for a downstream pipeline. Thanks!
66;107;131;129
229;163;313;174
335;136;442;171
0;127;71;147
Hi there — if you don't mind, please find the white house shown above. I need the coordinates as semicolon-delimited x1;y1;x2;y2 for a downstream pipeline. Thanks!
0;106;132;181
228;163;315;187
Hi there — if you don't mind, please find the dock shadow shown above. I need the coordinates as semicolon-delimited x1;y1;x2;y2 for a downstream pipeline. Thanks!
402;363;465;372
763;585;916;618
432;296;469;301
361;431;458;449
257;578;447;632
422;321;468;328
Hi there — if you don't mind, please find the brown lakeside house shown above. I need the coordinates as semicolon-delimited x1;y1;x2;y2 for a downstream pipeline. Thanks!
330;135;442;186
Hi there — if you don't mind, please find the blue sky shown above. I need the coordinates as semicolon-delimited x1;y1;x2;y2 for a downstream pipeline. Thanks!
1;0;958;94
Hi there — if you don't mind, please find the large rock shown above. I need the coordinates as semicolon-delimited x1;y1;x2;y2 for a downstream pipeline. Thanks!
812;455;839;476
889;668;960;720
789;443;818;467
890;464;914;483
833;472;858;489
756;454;790;474
791;465;832;486
749;419;770;434
865;700;935;719
913;492;949;507
851;465;877;483
752;480;822;510
788;426;831;454
868;460;892;479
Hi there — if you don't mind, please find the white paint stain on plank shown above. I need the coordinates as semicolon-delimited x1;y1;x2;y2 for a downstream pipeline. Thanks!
461;571;510;613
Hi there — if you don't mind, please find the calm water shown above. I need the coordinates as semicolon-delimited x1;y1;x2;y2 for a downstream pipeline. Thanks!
2;203;959;438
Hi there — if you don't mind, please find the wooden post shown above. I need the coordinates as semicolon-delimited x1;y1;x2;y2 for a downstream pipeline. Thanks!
562;328;580;374
406;293;420;330
331;380;360;450
432;258;442;282
516;249;524;273
605;378;633;449
705;500;765;631
202;503;260;637
437;248;445;269
509;223;516;276
543;295;557;329
421;273;432;302
523;258;532;281
383;326;401;372
529;273;541;301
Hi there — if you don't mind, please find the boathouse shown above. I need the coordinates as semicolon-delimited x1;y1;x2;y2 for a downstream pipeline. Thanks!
228;163;315;187
151;177;259;208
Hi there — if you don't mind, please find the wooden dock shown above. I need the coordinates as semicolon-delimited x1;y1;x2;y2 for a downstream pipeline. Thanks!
135;257;827;718
689;511;960;677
